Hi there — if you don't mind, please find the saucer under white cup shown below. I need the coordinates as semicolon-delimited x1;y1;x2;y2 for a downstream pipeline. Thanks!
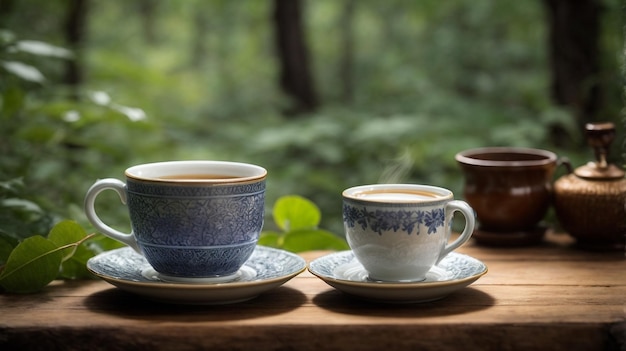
308;250;487;303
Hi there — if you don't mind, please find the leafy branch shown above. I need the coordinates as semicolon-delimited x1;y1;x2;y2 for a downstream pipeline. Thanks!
0;220;96;294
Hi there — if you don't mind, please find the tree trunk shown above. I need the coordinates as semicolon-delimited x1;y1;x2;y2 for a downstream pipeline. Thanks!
273;0;318;115
190;9;210;68
139;0;158;45
339;0;356;103
542;0;603;133
63;0;88;97
0;0;16;26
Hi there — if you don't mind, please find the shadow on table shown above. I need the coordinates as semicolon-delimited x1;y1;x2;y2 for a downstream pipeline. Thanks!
312;287;495;317
84;286;306;321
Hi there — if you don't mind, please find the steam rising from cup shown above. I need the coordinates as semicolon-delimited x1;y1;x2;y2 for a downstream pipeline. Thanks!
378;149;414;184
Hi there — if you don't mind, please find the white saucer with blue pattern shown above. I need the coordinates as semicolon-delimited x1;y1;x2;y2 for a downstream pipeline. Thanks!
87;246;306;305
308;251;487;303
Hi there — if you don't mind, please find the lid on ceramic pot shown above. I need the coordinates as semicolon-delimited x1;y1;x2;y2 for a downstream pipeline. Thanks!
574;122;624;180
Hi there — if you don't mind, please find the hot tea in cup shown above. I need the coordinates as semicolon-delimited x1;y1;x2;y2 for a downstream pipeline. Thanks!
84;160;267;281
342;184;475;282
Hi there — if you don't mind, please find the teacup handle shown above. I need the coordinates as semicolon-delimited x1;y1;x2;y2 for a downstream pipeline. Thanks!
438;200;475;263
84;178;140;252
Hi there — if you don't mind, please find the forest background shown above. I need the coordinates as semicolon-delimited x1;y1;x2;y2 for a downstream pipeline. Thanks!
0;0;624;253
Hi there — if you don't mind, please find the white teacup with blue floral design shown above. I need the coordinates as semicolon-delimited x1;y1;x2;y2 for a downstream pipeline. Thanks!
84;161;266;281
342;184;475;282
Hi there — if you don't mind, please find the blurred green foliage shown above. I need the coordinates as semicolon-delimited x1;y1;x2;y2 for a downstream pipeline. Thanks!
0;0;622;245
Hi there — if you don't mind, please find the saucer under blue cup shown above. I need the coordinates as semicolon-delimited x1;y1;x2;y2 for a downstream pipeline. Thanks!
87;246;306;305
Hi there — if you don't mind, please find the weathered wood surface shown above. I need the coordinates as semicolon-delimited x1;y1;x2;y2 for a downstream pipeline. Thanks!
1;232;624;351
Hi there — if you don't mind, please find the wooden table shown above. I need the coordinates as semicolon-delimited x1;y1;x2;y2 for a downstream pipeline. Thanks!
1;232;624;351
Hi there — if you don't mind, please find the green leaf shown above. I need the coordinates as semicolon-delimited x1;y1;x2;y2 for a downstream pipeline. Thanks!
273;195;321;232
58;244;95;280
0;29;15;44
1;198;44;215
258;231;282;248
47;220;87;261
111;104;147;122
0;87;25;119
282;229;349;253
1;60;45;83
15;40;73;59
0;236;63;293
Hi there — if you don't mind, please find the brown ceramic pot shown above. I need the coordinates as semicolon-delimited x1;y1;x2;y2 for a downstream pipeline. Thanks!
455;147;558;246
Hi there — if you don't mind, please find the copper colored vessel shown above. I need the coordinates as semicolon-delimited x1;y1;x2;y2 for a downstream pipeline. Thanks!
553;123;626;250
455;147;558;246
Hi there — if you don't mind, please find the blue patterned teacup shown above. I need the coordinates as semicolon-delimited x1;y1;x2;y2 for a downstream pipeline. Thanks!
343;184;475;282
84;161;266;280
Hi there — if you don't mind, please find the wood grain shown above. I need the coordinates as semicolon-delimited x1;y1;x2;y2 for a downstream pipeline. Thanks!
1;231;624;351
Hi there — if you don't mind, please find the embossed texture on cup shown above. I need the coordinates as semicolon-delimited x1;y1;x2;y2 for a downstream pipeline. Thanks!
342;184;475;282
84;161;266;278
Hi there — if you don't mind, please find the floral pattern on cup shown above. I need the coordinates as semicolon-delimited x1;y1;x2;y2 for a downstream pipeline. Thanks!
343;204;445;235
